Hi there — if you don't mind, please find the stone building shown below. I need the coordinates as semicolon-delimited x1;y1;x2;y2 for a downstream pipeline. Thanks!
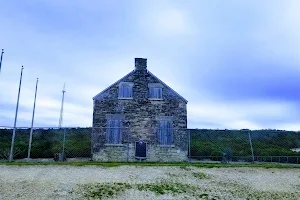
92;58;188;162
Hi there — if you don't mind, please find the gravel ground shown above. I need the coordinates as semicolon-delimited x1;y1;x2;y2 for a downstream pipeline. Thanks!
0;165;300;200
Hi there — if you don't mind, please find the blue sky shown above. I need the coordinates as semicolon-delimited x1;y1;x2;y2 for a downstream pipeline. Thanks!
0;0;300;130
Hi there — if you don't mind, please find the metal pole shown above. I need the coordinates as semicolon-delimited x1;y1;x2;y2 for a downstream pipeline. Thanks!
248;131;255;163
9;66;24;162
27;78;39;160
188;129;191;163
62;128;66;161
0;49;4;74
58;83;66;128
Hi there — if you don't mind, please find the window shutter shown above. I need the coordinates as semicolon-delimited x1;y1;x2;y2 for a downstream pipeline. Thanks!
149;87;162;98
153;88;158;98
107;119;122;144
158;121;163;145
158;88;162;98
117;120;122;143
112;120;117;144
119;83;132;98
106;120;113;143
158;120;173;145
119;85;124;98
123;86;127;97
125;85;132;97
167;121;173;144
163;121;168;145
149;88;153;98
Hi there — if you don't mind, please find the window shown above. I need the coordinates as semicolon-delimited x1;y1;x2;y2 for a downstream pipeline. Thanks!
119;82;133;98
148;83;163;99
158;120;173;145
106;119;122;144
149;87;162;99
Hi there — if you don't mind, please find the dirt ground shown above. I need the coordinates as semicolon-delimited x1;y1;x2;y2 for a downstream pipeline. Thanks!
0;165;300;200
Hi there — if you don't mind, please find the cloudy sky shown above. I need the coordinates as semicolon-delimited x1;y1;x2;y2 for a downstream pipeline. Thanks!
0;0;300;130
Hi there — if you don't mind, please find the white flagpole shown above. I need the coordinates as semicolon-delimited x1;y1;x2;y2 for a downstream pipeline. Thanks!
0;49;4;74
9;66;24;162
27;78;39;160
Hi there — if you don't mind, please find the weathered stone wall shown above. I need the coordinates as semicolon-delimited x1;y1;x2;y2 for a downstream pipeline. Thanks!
93;144;187;162
92;129;188;162
92;62;188;162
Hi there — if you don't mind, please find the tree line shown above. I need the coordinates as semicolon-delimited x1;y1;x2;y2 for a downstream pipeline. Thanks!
1;128;300;162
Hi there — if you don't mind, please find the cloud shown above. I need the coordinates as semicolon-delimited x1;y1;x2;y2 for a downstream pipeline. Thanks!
144;9;192;37
188;100;299;130
1;0;300;131
277;123;300;132
249;0;300;67
136;0;198;41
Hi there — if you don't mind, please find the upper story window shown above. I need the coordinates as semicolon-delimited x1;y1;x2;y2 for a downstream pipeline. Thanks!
148;83;163;99
119;82;133;99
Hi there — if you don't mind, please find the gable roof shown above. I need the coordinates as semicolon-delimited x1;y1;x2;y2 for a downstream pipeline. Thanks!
93;70;188;103
147;71;188;103
93;70;135;100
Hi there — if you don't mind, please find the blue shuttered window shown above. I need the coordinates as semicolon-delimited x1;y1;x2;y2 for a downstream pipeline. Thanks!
158;121;173;145
149;87;162;99
119;83;133;98
106;120;122;144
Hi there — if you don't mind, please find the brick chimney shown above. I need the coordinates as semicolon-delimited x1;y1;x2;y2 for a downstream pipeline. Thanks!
135;58;147;71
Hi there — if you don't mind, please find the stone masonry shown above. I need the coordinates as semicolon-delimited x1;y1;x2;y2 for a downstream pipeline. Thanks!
92;58;188;162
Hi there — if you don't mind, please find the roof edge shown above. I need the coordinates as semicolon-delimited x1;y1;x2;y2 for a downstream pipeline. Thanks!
93;69;188;103
92;70;135;100
147;71;188;103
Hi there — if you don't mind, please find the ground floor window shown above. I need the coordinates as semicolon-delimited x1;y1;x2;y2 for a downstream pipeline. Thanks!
106;119;122;144
158;120;173;145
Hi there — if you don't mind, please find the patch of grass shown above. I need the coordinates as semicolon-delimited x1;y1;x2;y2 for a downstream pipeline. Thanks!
166;172;182;178
64;178;300;200
245;190;299;200
72;182;132;199
180;166;192;171
136;180;196;195
215;180;300;200
198;193;209;198
73;180;198;199
193;172;211;179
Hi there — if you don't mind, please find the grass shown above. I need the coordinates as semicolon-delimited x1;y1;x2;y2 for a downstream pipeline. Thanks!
166;172;182;178
215;180;300;200
136;180;196;195
71;182;132;200
180;166;192;171
72;180;198;199
2;160;299;199
192;172;211;179
72;178;300;200
198;193;209;198
1;161;300;169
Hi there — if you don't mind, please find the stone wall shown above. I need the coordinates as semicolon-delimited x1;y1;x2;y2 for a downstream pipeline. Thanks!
93;144;187;162
92;59;188;162
92;129;188;162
